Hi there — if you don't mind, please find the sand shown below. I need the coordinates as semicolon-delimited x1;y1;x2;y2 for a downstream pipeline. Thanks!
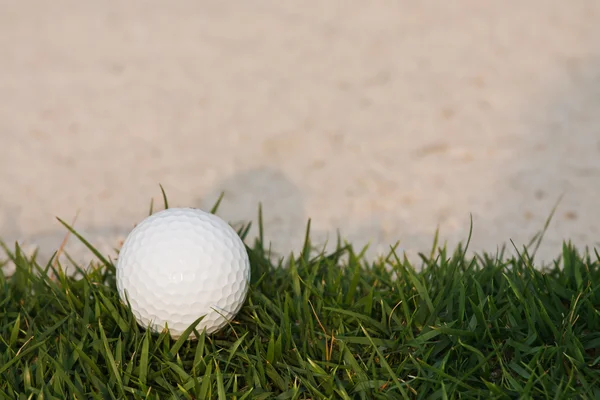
1;1;600;268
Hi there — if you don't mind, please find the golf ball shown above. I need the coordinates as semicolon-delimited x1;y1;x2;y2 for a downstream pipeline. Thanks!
116;207;250;338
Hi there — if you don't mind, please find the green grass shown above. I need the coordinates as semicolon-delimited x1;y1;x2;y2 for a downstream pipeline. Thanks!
1;203;600;399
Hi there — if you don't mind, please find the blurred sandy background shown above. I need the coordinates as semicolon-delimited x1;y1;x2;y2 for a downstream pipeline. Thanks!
1;1;600;267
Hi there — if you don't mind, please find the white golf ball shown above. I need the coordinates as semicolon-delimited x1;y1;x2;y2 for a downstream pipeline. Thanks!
116;207;250;338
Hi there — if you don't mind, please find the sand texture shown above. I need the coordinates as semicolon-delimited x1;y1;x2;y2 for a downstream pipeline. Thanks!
1;1;600;267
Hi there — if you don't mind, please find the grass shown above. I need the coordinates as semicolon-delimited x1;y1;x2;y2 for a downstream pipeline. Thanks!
1;201;600;399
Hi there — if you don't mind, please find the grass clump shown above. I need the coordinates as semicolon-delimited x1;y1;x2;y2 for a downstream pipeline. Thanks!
1;209;600;399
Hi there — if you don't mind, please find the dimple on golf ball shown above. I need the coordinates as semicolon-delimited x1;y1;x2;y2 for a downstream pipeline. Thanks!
116;207;250;338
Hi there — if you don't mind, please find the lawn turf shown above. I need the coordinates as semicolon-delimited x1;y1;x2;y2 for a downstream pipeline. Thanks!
1;205;600;399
